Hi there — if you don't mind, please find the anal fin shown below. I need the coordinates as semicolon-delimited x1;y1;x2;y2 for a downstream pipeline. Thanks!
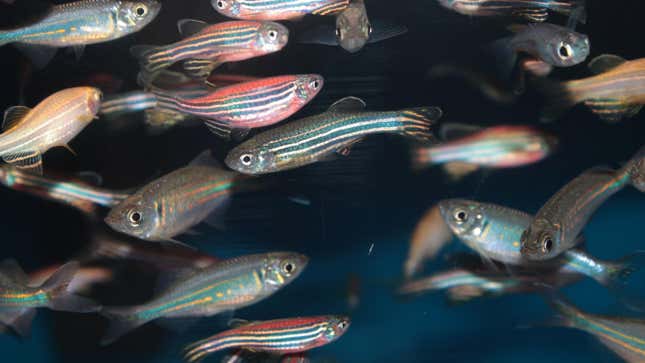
584;98;643;123
183;59;220;80
3;150;43;175
513;8;549;22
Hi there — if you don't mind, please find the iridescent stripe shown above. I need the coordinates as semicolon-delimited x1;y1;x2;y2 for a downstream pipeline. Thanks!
100;91;157;116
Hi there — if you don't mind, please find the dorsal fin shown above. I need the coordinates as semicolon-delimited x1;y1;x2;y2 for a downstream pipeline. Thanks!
0;259;28;285
506;24;529;34
588;54;627;75
189;150;222;168
3;106;31;131
177;19;209;38
327;96;366;113
228;318;251;329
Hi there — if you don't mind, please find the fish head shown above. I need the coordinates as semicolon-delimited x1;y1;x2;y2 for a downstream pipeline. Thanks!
335;2;371;53
438;199;486;238
104;193;161;241
295;74;324;104
255;22;289;53
519;219;561;261
545;30;590;67
116;0;162;34
261;252;309;292
225;142;277;175
212;0;242;18
322;315;351;342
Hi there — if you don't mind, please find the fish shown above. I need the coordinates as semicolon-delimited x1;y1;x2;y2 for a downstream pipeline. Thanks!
131;19;288;83
547;297;645;363
150;74;323;138
0;166;130;214
183;315;350;363
539;54;645;122
436;0;586;25
212;0;350;21
0;87;102;175
0;260;100;337
27;264;113;294
0;0;161;68
104;150;254;242
413;125;557;179
100;252;308;345
404;204;453;278
298;0;407;53
225;97;442;175
520;147;645;261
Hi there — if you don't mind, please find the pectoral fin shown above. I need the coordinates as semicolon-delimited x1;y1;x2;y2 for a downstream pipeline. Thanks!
3;150;43;175
368;20;408;44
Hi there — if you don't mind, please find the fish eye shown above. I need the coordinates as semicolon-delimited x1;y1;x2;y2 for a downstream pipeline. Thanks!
335;27;341;38
368;25;373;34
216;0;226;9
309;80;320;90
268;30;278;40
558;42;573;59
337;320;349;330
454;209;468;223
128;210;142;226
281;261;295;275
134;4;148;17
541;235;553;253
240;154;253;166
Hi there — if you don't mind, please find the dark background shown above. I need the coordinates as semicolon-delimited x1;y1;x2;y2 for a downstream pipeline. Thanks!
0;1;644;362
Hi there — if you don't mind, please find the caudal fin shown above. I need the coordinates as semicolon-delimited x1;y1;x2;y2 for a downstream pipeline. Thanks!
42;262;100;313
100;306;149;345
130;45;172;86
601;251;645;311
397;107;442;142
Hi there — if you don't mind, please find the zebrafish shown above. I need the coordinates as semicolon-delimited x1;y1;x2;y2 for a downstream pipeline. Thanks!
131;19;288;83
225;97;442;175
100;252;308;345
540;54;645;122
547;297;645;363
520;147;645;261
0;260;100;337
436;0;586;24
404;204;453;278
0;87;102;175
0;166;130;214
212;0;350;21
298;0;407;53
150;74;323;138
183;315;350;363
413;125;556;179
105;150;253;242
0;0;160;67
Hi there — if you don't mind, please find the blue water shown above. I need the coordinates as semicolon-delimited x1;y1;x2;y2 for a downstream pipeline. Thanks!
0;0;644;362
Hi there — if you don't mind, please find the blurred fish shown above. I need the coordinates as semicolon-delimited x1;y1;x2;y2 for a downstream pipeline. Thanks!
404;205;453;278
0;87;102;174
298;0;407;53
183;315;350;363
520;58;554;77
132;20;288;83
436;0;586;24
539;54;645;122
521;147;645;261
427;64;520;104
104;151;253;242
346;273;360;310
225;97;441;175
27;264;113;294
0;260;99;337
413;125;556;179
0;0;161;67
547;297;645;363
212;0;350;21
281;354;310;363
150;74;323;138
0;166;130;214
101;252;308;345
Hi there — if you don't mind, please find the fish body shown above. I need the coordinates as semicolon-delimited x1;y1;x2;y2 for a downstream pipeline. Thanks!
505;23;589;67
100;91;158;117
225;97;441;174
0;166;130;214
0;87;102;174
101;252;308;344
28;264;113;293
404;205;453;278
212;0;350;21
183;315;350;363
436;0;586;23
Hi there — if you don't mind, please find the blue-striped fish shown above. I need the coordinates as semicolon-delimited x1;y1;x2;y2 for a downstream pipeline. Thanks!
0;0;160;67
183;315;350;363
0;166;130;215
101;252;308;345
132;19;288;83
436;0;586;24
225;97;442;175
212;0;350;21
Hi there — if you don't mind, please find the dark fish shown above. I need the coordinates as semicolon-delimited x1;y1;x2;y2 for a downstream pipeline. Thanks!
27;264;113;294
436;0;586;24
212;0;350;21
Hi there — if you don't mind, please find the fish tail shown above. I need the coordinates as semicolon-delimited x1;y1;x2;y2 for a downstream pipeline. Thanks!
100;306;148;345
130;45;174;85
396;107;442;142
545;296;579;328
625;145;645;192
533;78;578;122
602;251;645;311
99;91;157;118
42;262;101;313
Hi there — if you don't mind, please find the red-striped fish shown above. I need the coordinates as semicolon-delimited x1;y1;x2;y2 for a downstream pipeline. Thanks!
212;0;350;21
151;74;323;138
183;316;350;363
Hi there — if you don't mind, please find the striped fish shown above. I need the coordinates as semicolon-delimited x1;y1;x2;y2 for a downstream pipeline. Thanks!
151;74;323;138
212;0;350;21
132;20;288;83
0;0;160;67
436;0;586;24
100;252;308;345
0;260;99;337
413;125;556;179
547;297;645;363
225;96;442;175
183;315;350;363
0;166;130;215
0;87;102;175
541;55;645;122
